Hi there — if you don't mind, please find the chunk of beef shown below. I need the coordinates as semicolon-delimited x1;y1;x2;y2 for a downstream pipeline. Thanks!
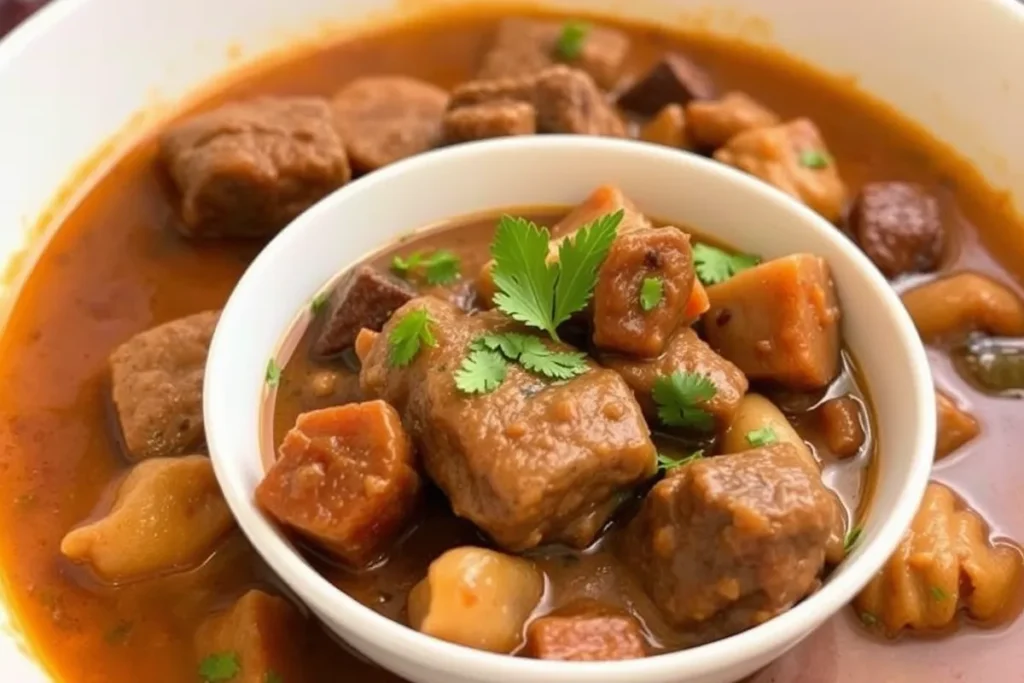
935;390;980;460
256;401;420;567
442;101;537;143
160;97;350;238
848;182;945;278
478;18;630;89
525;603;647;661
639;104;693;150
360;297;656;550
704;254;841;390
61;455;234;582
900;271;1024;343
855;483;1022;634
599;328;748;429
110;310;219;461
714;118;847;223
332;76;448;172
616;53;716;116
195;590;308;683
626;443;833;633
407;547;543;654
312;266;416;357
686;91;780;149
817;396;866;459
449;66;625;137
593;226;696;357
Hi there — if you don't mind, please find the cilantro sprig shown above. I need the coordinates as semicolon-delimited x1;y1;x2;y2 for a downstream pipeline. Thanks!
656;450;703;472
454;347;508;395
693;243;760;286
652;371;717;431
199;652;241;682
746;426;778;447
387;309;436;367
455;332;589;395
391;249;461;285
309;291;329;315
555;21;590;60
799;150;831;169
491;211;622;342
640;276;664;312
265;358;282;388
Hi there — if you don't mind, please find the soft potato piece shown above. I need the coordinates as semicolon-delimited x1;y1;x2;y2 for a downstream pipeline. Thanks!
704;254;841;390
817;395;866;459
195;590;307;683
407;547;544;653
61;455;234;582
901;272;1024;342
935;391;980;460
639;104;693;150
686;91;779;149
855;482;1023;634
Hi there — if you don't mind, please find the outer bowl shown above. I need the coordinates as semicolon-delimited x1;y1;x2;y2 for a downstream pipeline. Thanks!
204;135;935;683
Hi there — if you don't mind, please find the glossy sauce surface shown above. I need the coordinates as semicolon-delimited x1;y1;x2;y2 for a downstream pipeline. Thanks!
0;7;1021;682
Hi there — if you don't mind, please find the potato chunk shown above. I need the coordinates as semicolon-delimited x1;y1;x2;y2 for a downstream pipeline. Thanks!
525;604;647;661
935;391;980;460
855;483;1022;634
61;455;234;582
704;254;841;389
408;547;544;653
256;401;421;567
195;590;308;683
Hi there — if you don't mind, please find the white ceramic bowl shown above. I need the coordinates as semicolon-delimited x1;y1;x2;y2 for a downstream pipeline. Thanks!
204;135;935;683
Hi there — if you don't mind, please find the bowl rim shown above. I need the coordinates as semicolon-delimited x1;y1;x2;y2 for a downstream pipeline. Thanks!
205;135;935;681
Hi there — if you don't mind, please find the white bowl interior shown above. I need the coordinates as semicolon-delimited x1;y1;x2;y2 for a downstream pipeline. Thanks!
205;136;935;683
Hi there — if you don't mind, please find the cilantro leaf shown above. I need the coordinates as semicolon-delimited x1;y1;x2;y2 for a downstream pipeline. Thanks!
265;358;282;388
799;150;831;169
693;243;761;285
468;332;588;385
475;332;527;359
552;210;622;327
656;450;703;472
391;250;461;285
555;21;590;60
640;276;664;312
929;586;948;602
391;252;423;275
309;291;329;315
844;526;863;553
652;371;717;430
746;426;778;447
387;309;436;367
491;216;560;339
199;652;241;682
454;348;508;394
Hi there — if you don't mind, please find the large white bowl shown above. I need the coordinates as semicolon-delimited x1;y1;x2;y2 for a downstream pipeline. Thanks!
1;1;1023;681
204;135;935;683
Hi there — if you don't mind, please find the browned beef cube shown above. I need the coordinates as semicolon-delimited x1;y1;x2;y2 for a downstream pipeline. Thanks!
478;18;630;89
195;590;308;683
599;328;748;429
686;91;780;149
848;182;945;278
312;266;415;357
160;97;350;238
714;118;847;223
109;311;219;461
525;604;647;661
255;401;421;567
626;444;833;633
617;53;716;116
442;101;537;143
704;254;841;390
332;76;448;172
360;297;656;551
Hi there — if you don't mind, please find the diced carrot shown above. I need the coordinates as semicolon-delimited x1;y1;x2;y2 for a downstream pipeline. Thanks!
684;280;710;321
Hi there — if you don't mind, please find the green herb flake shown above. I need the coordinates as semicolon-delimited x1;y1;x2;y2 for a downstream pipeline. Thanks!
454;348;508;395
799;150;831;169
391;250;462;285
656;450;704;472
265;358;282;388
844;526;863;553
555;21;590;61
640;276;664;312
309;291;329;315
387;309;437;367
693;243;761;286
652;371;717;431
199;652;241;682
929;586;948;602
746;426;778;448
859;611;878;627
457;332;588;394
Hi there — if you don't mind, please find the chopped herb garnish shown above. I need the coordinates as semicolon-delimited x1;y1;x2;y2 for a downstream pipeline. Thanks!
265;358;282;388
693;243;760;286
799;150;831;169
859;611;878;627
391;249;461;285
929;586;948;602
555;20;590;61
657;450;704;472
309;291;329;315
264;671;284;683
844;526;863;553
491;211;621;342
387;309;436;367
199;652;241;682
652;371;717;431
454;348;508;395
746;426;778;448
455;332;589;394
640;276;664;312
